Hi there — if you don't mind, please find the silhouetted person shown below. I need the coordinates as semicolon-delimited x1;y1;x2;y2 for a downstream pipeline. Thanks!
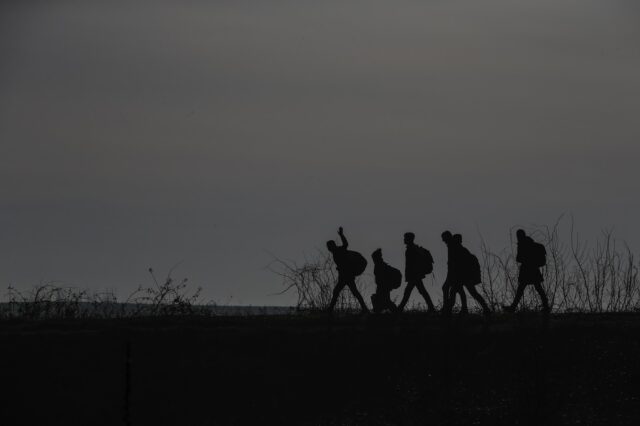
327;227;369;313
454;234;491;316
443;233;491;316
441;231;467;313
503;229;550;313
398;232;436;312
370;248;400;314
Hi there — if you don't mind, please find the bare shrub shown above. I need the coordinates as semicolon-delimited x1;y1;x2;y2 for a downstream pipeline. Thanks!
127;267;202;316
568;225;639;312
3;283;90;319
1;266;203;320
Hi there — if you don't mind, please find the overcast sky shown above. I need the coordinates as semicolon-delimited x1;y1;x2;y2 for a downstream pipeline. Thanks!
1;0;639;305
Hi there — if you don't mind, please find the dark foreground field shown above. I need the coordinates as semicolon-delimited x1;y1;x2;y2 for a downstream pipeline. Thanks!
2;313;639;426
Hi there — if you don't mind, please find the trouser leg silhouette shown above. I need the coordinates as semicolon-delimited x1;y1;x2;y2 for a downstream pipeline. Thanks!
533;282;550;312
399;280;435;312
442;282;463;314
442;283;451;312
328;277;369;312
508;282;548;312
347;282;369;312
442;282;453;314
415;280;436;311
328;281;347;312
508;282;527;310
457;287;468;313
446;285;469;314
371;294;380;313
372;293;397;313
398;282;415;311
465;285;491;315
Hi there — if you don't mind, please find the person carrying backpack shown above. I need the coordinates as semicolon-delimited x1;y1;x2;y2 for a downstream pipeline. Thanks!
370;248;401;314
326;227;369;313
503;229;550;313
441;231;467;314
398;232;436;312
448;234;491;317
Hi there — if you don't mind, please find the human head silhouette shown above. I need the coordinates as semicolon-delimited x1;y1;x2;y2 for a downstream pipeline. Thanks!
453;234;462;245
404;232;415;245
441;231;453;244
372;248;383;263
326;240;337;252
516;229;526;242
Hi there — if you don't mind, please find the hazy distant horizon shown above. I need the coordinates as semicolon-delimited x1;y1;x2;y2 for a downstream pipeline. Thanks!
2;0;640;305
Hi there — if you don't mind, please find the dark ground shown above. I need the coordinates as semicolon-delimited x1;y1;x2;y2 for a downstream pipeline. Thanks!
1;312;639;426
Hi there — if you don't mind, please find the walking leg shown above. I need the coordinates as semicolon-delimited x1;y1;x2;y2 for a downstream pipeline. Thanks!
442;282;456;315
387;298;399;313
328;280;346;312
416;281;436;312
467;285;491;315
398;283;415;312
442;282;450;313
504;282;526;312
370;294;379;313
348;281;370;313
457;286;468;314
533;282;550;313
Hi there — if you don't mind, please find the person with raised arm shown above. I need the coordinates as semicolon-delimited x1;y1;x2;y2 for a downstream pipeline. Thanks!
326;227;369;313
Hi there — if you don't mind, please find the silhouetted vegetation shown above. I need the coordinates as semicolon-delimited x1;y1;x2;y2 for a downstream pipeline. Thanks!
1;267;203;319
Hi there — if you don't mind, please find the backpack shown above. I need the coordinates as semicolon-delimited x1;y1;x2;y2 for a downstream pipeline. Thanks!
467;252;482;285
345;250;368;276
417;246;434;276
455;246;481;285
386;264;402;290
531;242;547;268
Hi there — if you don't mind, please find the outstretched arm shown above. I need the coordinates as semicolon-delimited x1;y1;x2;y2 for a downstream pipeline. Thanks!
338;227;348;249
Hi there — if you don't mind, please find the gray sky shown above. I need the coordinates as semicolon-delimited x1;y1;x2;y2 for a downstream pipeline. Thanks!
1;0;640;305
